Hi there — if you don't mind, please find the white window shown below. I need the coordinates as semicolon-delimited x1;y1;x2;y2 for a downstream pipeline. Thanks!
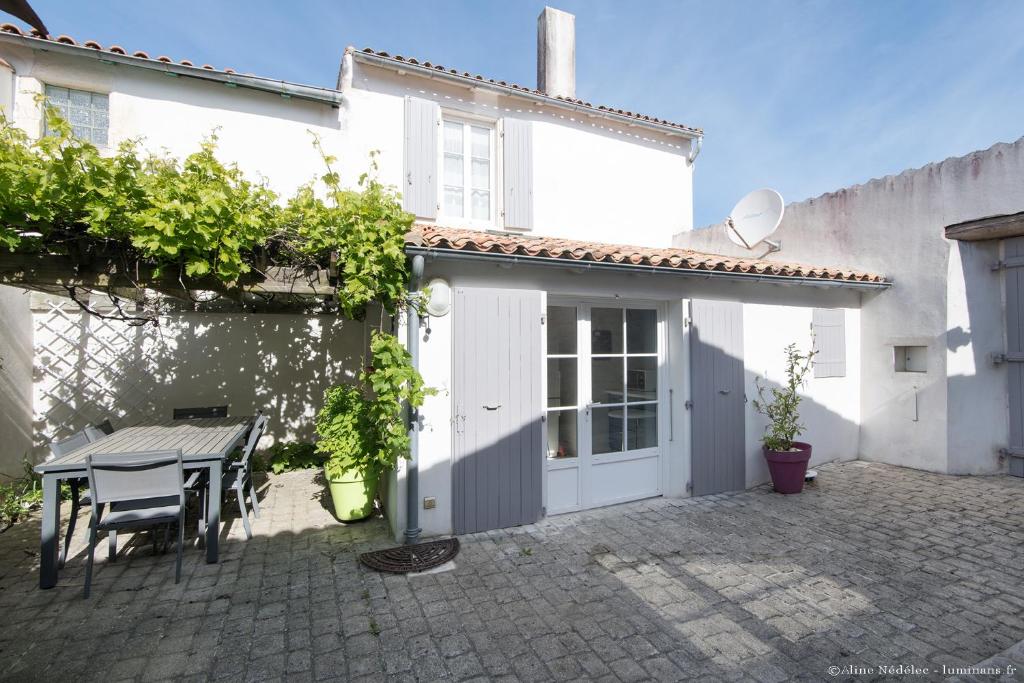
441;117;494;225
44;85;109;146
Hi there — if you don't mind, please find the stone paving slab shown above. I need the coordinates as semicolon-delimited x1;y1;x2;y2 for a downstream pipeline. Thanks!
0;462;1023;682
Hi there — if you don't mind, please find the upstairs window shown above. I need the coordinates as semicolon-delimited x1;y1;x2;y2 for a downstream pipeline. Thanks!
441;117;494;225
44;85;109;146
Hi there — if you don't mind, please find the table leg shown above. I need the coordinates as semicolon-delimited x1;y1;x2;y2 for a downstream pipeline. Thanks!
40;473;60;589
205;460;222;563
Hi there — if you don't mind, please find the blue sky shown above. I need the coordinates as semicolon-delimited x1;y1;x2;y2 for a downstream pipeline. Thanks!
15;1;1024;227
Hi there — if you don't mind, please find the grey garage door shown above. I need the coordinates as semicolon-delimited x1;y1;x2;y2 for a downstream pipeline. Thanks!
452;287;544;534
689;299;746;495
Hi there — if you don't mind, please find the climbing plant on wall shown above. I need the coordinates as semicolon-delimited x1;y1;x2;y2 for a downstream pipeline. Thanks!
0;106;427;472
0;107;411;319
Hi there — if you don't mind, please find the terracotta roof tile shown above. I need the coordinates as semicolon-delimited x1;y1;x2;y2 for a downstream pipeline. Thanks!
407;225;887;284
0;23;234;75
356;47;702;136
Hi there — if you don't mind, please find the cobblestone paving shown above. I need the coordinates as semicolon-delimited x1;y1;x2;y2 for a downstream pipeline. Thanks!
1;462;1023;682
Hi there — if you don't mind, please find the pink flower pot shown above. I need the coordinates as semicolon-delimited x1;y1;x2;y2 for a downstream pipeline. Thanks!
763;442;812;494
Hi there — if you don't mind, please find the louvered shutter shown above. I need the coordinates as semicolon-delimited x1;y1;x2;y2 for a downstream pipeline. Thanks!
812;308;846;378
403;97;438;219
502;118;533;230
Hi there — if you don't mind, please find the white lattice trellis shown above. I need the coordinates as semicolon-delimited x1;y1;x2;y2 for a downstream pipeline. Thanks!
33;298;163;455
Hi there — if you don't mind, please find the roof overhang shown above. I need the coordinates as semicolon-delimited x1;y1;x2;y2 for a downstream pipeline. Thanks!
405;244;892;291
945;211;1024;242
0;31;346;106
351;49;701;142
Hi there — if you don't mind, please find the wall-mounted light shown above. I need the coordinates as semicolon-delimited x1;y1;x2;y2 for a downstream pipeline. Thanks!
425;278;451;317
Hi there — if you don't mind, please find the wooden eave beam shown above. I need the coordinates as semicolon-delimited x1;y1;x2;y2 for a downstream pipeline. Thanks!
945;211;1024;242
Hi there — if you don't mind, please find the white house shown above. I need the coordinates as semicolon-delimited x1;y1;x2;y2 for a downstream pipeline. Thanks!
0;10;892;544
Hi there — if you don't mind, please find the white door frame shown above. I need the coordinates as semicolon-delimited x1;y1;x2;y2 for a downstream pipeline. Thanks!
543;296;669;514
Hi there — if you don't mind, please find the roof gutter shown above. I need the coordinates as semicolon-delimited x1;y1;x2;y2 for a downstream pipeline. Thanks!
352;50;701;142
0;33;346;106
405;245;891;291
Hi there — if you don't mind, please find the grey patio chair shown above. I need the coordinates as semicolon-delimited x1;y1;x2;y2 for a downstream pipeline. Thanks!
172;406;228;420
197;414;267;541
83;450;186;599
48;427;108;567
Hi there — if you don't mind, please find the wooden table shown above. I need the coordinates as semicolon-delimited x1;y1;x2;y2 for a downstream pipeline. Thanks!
34;417;252;589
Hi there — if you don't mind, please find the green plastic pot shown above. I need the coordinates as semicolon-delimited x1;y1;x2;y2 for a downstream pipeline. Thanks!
325;465;378;521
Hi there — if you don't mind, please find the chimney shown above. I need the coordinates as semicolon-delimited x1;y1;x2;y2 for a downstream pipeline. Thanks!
537;7;575;99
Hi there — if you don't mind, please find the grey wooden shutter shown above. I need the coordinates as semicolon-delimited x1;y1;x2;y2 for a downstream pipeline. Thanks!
812;309;846;378
502;118;533;230
689;300;746;496
452;287;543;534
1003;237;1024;476
403;97;438;219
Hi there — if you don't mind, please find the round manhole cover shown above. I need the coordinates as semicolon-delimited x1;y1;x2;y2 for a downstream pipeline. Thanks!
359;538;460;574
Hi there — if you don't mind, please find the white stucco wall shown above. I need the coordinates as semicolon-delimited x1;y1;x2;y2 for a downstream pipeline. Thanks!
0;285;34;477
674;138;1024;475
345;62;694;246
0;45;345;199
742;304;861;487
0;59;13;116
31;295;371;461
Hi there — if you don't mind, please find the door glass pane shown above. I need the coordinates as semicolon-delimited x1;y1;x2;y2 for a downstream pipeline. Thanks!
626;309;657;354
547;358;577;408
591;357;623;404
591;406;623;454
626;357;658;401
625;405;658;451
591;308;623;354
546;410;577;459
547;306;577;354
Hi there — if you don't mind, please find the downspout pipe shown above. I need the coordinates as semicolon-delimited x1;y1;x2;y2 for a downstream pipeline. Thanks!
403;254;425;544
687;133;703;164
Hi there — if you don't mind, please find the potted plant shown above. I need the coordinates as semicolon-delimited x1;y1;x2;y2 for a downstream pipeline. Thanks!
315;385;378;521
315;331;432;522
752;343;816;494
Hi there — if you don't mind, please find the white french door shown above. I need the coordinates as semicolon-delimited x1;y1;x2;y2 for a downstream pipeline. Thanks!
545;301;664;514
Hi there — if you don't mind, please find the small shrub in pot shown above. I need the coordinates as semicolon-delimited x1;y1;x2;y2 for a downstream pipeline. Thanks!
752;343;816;494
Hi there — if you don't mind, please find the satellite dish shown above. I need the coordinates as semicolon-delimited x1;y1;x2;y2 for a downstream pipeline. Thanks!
726;188;784;251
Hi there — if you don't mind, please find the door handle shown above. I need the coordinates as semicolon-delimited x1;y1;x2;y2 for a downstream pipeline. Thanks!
718;389;730;395
483;404;502;411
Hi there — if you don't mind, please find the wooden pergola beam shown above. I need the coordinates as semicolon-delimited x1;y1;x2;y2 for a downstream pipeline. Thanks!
0;253;336;298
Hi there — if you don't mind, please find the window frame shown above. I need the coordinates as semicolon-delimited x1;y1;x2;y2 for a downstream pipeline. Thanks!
437;112;498;228
42;84;110;148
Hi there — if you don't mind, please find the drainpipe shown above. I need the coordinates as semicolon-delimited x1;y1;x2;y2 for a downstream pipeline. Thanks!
687;133;703;164
404;254;425;544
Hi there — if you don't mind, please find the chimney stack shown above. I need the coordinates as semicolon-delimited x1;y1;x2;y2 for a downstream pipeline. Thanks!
537;7;575;99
